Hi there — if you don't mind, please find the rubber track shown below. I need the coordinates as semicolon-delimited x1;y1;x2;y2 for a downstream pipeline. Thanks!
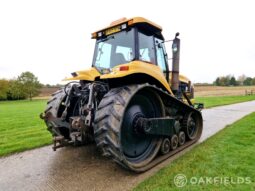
94;83;203;172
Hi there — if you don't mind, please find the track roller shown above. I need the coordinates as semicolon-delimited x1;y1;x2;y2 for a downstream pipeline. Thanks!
170;134;178;150
160;138;171;155
178;131;186;146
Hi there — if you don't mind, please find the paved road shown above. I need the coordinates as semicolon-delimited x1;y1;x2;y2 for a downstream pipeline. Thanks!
1;101;255;191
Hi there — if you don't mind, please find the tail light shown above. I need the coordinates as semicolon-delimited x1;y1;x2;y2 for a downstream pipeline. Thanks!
119;66;129;71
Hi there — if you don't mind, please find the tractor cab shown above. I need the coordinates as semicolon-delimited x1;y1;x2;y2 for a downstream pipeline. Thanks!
91;17;193;101
92;17;168;75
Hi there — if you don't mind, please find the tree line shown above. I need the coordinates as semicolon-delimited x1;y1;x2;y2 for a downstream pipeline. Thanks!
1;71;255;101
214;75;255;86
0;71;42;101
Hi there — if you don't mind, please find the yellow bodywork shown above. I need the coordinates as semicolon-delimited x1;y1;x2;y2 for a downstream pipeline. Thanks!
65;68;100;81
176;74;190;84
65;61;172;93
101;61;173;94
92;17;162;39
65;61;192;98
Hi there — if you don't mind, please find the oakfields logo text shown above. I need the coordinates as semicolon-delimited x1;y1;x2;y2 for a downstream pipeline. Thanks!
174;174;251;188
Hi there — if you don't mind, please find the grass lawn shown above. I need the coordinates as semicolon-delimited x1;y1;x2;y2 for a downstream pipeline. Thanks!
134;112;255;191
0;100;51;156
196;95;255;108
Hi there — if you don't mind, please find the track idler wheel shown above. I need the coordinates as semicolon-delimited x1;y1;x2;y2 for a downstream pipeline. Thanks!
183;112;199;140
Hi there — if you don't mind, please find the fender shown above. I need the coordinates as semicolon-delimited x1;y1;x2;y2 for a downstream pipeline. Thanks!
64;67;100;81
100;61;173;94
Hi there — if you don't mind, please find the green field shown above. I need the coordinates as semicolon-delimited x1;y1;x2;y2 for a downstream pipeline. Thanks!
134;112;255;191
196;95;255;108
0;100;51;156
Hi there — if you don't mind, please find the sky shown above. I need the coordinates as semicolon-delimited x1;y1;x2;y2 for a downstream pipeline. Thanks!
0;0;254;84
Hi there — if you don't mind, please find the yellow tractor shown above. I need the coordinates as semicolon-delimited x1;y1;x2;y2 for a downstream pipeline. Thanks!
41;17;203;172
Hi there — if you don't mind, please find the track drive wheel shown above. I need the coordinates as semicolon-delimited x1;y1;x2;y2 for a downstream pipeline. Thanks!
94;84;164;172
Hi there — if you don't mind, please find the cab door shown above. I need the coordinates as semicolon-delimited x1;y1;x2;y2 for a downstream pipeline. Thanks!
155;38;169;82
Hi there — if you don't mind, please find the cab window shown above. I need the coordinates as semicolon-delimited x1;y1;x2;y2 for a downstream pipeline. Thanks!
138;32;156;64
155;38;167;72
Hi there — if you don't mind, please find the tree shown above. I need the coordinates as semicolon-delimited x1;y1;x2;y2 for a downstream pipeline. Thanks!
219;77;226;86
17;72;42;100
237;74;246;86
214;75;240;86
224;75;231;86
7;79;26;100
214;77;220;86
0;79;9;100
216;76;230;86
229;76;237;86
243;77;253;86
252;77;255;85
214;76;226;86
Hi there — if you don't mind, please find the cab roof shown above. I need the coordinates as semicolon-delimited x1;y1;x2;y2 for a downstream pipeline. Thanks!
92;17;163;39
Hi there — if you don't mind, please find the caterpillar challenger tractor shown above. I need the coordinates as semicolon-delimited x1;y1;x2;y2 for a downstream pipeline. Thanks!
41;17;203;172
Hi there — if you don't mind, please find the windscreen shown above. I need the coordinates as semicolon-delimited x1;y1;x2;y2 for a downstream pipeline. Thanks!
93;28;135;70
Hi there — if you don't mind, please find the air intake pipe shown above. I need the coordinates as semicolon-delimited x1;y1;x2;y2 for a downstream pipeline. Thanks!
171;32;180;94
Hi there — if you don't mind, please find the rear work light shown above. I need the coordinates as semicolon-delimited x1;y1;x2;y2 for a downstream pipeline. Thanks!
119;66;129;71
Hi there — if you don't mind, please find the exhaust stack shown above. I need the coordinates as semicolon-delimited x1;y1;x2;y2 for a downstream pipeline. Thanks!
171;32;180;94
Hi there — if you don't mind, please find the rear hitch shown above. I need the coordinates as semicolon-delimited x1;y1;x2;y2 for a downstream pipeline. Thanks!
52;136;73;151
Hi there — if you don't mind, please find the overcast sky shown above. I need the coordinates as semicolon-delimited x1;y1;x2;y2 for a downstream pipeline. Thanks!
0;0;254;84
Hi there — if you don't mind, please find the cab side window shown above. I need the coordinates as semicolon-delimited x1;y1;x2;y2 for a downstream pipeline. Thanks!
138;32;156;64
155;38;167;72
